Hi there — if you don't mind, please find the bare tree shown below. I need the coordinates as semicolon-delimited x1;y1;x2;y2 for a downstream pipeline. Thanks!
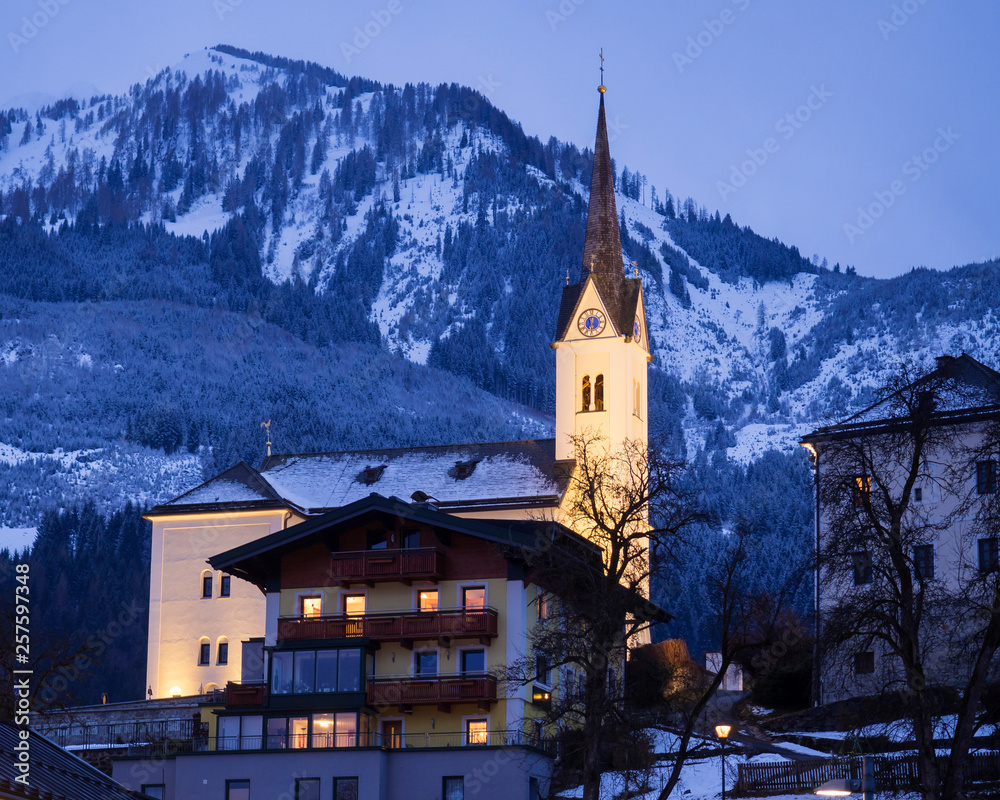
811;362;1000;800
503;432;702;800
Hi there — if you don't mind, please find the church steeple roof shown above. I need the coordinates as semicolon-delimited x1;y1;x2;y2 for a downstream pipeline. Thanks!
581;87;626;320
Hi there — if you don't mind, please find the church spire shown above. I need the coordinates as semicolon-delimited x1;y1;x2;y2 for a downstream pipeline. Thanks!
582;75;625;322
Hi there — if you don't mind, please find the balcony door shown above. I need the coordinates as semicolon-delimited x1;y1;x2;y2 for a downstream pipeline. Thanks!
381;719;403;749
342;594;366;637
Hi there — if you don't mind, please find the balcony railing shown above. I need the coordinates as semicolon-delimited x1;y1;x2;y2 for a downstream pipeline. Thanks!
121;729;555;757
224;681;267;707
327;547;443;585
367;673;497;708
278;607;499;644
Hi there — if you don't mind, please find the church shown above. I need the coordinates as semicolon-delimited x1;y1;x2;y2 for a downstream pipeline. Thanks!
123;80;654;800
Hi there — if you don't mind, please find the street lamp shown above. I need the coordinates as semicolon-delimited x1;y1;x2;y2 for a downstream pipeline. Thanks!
715;724;731;800
814;755;875;800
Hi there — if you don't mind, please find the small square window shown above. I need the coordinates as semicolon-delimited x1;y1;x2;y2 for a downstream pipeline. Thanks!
220;574;231;597
415;651;438;676
226;780;250;800
366;529;387;550
333;778;359;800
141;786;165;800
460;649;485;674
402;528;420;549
853;652;875;674
466;718;488;745
198;642;210;665
443;777;465;800
202;574;213;598
300;596;322;618
462;586;486;609
295;778;320;800
418;589;438;612
218;641;229;665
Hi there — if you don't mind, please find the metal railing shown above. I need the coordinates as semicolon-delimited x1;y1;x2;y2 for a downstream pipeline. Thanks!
41;718;198;749
278;607;499;642
122;729;554;757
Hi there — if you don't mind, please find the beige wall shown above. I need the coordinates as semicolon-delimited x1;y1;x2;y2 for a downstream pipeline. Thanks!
146;509;303;699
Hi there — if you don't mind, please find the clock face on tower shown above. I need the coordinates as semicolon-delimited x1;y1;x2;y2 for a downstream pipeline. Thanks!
578;309;606;337
633;317;642;344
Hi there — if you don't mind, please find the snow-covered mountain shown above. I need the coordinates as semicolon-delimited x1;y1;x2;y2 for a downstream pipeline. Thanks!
1;44;998;532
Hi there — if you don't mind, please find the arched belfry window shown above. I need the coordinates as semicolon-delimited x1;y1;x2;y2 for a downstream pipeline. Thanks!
581;375;591;412
634;379;641;418
595;375;605;411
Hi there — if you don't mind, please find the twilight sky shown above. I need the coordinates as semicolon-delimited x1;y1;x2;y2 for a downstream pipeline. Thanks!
2;0;997;279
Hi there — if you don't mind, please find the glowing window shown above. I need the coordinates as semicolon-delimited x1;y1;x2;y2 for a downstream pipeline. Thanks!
594;374;604;411
300;596;322;618
418;589;438;612
466;718;488;746
581;375;591;411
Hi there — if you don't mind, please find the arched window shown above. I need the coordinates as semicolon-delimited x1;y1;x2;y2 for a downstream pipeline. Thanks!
217;637;229;665
198;637;211;665
634;379;641;418
200;570;213;599
581;375;591;412
595;374;604;411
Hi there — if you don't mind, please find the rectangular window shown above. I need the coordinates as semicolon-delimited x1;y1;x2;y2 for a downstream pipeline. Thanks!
852;552;873;586
333;778;360;800
267;717;288;749
443;777;465;800
415;651;438;676
240;715;262;750
300;595;322;618
220;574;231;597
402;528;420;549
535;654;550;686
294;650;316;693
852;475;871;509
460;649;485;674
366;529;387;550
466;718;488;745
853;652;875;675
913;544;934;580
289;717;308;749
977;461;998;494
199;642;210;665
202;574;213;598
418;589;439;612
219;716;240;751
335;711;357;747
295;778;321;800
271;651;293;694
316;650;338;692
979;538;999;573
337;648;362;692
311;714;335;748
536;590;548;622
462;586;486;609
913;487;923;503
226;780;250;800
343;594;366;616
141;787;165;800
218;641;229;665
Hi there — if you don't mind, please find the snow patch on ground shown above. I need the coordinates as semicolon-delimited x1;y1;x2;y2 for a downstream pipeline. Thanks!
727;423;813;465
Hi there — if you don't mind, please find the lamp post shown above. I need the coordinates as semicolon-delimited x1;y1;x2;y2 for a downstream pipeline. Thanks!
814;755;875;800
715;724;731;800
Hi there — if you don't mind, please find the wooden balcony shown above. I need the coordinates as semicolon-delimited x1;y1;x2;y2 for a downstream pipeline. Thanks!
327;547;443;586
278;608;499;647
224;681;267;707
367;674;497;712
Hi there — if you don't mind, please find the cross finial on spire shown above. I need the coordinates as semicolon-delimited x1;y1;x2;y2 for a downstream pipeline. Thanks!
599;48;606;93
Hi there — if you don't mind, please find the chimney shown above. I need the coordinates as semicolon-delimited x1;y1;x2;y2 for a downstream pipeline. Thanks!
935;355;956;371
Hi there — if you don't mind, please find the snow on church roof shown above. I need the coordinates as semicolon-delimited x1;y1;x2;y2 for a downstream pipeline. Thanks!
151;440;569;516
259;439;567;513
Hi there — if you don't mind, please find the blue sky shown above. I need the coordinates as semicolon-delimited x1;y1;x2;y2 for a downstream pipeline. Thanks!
2;0;997;279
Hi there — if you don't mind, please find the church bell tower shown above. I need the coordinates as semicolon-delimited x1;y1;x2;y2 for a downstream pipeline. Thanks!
552;79;651;462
